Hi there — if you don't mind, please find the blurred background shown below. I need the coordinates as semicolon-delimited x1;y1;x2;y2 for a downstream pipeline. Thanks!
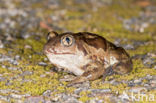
0;0;156;103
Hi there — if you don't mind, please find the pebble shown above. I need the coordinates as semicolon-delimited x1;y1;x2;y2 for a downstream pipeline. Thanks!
24;96;44;103
21;34;30;39
56;93;81;103
128;81;135;87
143;58;155;68
74;88;84;95
144;83;150;87
40;74;46;78
63;97;80;103
134;78;142;84
60;75;76;82
0;89;19;94
15;55;21;60
8;67;18;71
24;45;32;49
21;71;33;76
118;92;130;103
73;81;90;88
0;54;19;66
123;44;134;50
149;79;156;88
150;79;156;84
129;87;147;93
44;57;48;61
90;89;111;94
43;90;52;97
5;80;12;86
110;80;119;85
147;53;156;58
0;77;5;81
89;99;103;103
38;62;47;66
51;94;61;102
114;39;121;46
132;40;145;47
145;75;153;80
150;82;156;88
122;6;156;33
14;99;23;103
10;93;30;99
0;41;4;48
0;95;9;102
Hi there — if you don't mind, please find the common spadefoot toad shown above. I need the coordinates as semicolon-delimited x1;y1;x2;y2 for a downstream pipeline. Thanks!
43;31;133;85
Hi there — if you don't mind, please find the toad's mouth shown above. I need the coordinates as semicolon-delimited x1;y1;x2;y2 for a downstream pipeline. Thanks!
45;48;74;55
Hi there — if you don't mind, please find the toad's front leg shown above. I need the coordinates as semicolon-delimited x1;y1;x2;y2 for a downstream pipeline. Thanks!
68;62;105;86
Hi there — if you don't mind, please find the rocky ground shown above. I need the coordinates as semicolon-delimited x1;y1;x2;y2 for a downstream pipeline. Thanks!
0;0;156;103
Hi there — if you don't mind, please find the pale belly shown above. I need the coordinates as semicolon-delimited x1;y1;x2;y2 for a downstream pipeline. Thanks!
46;54;91;76
46;53;119;76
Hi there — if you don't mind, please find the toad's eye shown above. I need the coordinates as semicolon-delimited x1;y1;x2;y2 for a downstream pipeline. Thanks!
61;35;74;47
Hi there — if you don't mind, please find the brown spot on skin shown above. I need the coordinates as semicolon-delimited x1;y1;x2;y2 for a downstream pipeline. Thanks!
82;36;107;51
92;55;97;61
77;42;88;56
81;64;91;70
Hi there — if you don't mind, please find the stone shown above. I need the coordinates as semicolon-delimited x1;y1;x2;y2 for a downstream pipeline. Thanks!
8;67;18;71
74;88;84;95
38;62;47;66
43;90;52;97
146;75;153;80
0;89;19;94
0;77;5;81
22;71;33;76
134;79;142;84
10;93;30;99
123;44;134;50
64;97;80;103
0;95;9;102
24;96;44;103
90;89;111;94
129;87;147;93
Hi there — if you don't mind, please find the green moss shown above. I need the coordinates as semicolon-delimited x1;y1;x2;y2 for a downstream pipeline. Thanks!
60;19;88;32
130;44;156;56
65;10;84;18
5;71;60;95
66;87;75;94
0;67;9;74
91;80;129;94
31;3;43;9
0;49;7;54
79;91;92;102
108;0;141;18
56;86;66;93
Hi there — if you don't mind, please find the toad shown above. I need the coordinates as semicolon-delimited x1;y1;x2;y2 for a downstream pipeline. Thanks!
43;31;132;85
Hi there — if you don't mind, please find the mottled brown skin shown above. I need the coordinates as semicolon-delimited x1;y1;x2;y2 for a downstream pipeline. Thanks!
43;31;133;86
